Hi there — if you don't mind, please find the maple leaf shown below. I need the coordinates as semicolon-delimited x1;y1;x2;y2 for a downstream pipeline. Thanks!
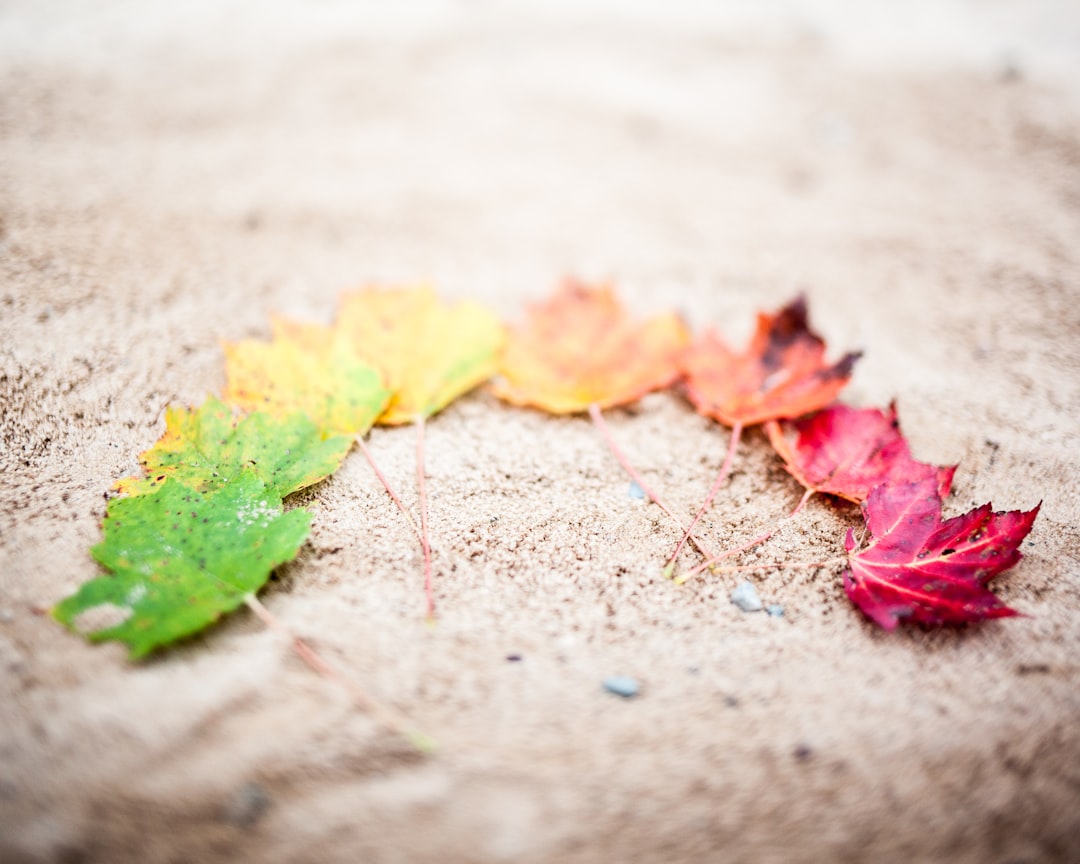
331;286;505;425
491;281;718;566
843;477;1040;629
223;324;392;438
54;473;312;658
492;279;691;414
681;295;861;428
667;296;861;572
764;402;956;504
114;396;353;499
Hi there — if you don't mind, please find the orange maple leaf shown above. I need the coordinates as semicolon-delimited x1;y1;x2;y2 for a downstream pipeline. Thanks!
493;280;716;564
492;280;691;414
681;295;860;428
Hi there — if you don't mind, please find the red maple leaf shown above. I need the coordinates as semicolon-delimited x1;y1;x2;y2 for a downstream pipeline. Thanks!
844;478;1040;629
765;402;956;504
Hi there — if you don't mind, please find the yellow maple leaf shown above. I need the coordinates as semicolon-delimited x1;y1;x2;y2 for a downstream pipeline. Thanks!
322;285;506;425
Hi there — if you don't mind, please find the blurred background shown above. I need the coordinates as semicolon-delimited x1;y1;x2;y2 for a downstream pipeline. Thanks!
4;0;1078;317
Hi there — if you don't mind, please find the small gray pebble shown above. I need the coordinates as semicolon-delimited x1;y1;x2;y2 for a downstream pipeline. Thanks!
603;676;641;698
766;604;785;617
730;580;763;612
225;782;270;827
628;480;645;500
0;609;13;624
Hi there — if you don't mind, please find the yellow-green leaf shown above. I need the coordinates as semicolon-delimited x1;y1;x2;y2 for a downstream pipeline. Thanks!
114;396;352;498
223;324;392;437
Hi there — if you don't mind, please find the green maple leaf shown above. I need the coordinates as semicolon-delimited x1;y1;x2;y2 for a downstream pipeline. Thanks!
114;396;352;499
54;473;312;658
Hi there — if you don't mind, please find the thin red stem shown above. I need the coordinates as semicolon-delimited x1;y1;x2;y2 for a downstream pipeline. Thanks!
675;487;817;583
680;555;847;580
243;593;434;751
677;531;773;582
356;434;422;543
667;422;743;569
789;486;815;517
588;403;717;561
416;415;435;620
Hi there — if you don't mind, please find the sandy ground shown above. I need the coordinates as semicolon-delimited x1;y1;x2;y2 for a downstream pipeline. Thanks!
3;2;1080;861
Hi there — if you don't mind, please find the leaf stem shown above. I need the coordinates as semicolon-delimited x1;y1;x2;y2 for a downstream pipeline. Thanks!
243;593;435;752
416;415;435;621
676;487;816;584
789;486;815;518
666;422;744;571
673;554;847;585
587;403;717;562
356;434;422;543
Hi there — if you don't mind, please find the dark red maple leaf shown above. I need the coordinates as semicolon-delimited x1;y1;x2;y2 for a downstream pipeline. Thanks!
844;478;1040;629
765;402;956;504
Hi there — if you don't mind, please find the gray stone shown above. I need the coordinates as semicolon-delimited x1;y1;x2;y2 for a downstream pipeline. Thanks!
225;782;270;827
730;580;764;612
603;676;641;698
